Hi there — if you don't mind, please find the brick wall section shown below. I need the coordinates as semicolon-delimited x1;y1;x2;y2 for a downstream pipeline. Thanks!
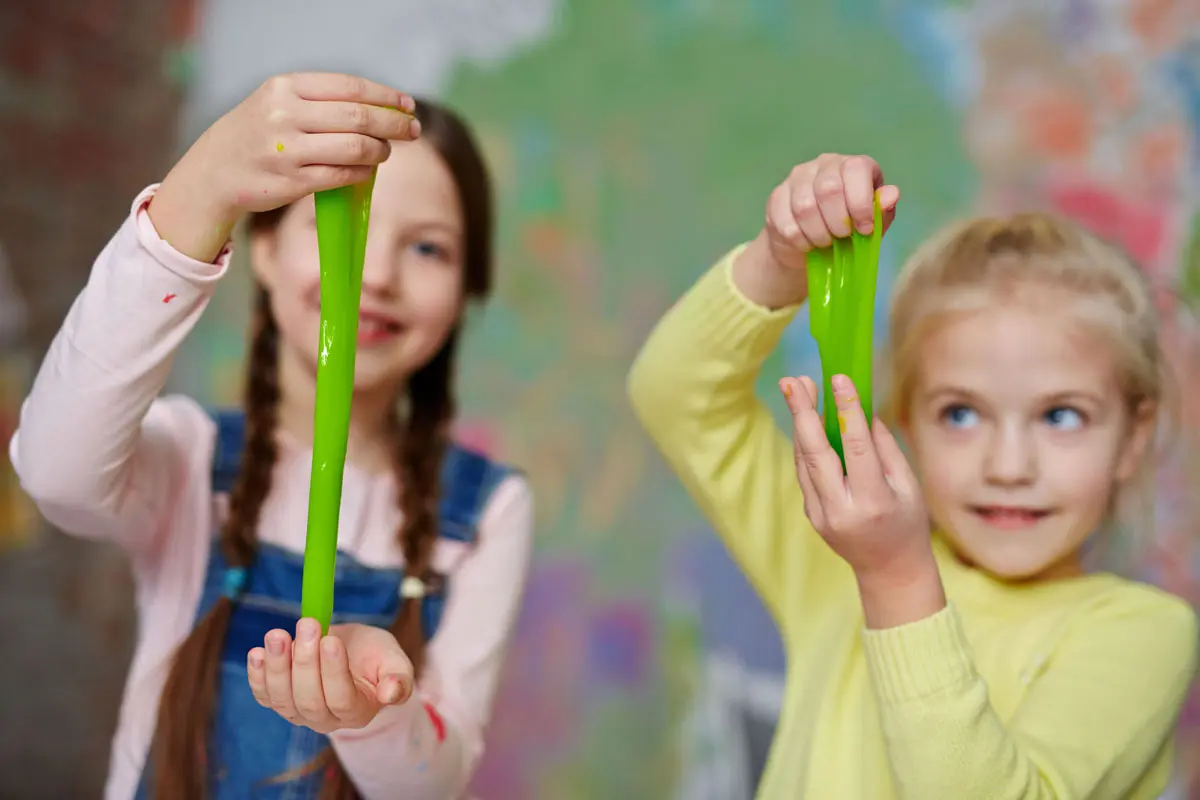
0;2;196;796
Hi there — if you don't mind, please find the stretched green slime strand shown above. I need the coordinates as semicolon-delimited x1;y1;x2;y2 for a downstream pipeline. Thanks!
302;171;377;634
806;194;883;471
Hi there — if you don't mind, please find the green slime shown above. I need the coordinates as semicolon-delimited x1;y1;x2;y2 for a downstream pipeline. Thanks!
302;172;377;634
806;195;883;471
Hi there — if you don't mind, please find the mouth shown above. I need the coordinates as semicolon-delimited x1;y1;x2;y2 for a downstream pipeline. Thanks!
970;505;1054;530
356;308;404;345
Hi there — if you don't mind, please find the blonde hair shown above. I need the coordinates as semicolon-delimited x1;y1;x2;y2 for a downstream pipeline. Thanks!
884;212;1168;543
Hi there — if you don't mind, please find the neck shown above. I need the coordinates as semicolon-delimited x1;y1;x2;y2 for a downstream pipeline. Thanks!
275;345;400;475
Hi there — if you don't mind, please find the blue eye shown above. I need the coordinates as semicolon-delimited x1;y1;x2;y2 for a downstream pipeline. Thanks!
941;404;979;429
412;241;447;259
1044;406;1084;431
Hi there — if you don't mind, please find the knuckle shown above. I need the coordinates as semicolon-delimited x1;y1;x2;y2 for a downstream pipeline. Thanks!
802;453;826;473
345;135;369;162
262;74;289;96
845;153;876;172
792;189;818;214
341;74;367;100
327;694;357;717
845;437;872;460
294;697;325;717
327;166;358;186
813;172;843;199
347;104;371;131
823;508;846;532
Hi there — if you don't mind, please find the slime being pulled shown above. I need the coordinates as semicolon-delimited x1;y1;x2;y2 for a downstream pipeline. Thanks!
301;173;377;634
806;194;883;470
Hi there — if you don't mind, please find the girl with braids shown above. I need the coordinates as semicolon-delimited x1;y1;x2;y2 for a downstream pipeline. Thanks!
11;73;533;799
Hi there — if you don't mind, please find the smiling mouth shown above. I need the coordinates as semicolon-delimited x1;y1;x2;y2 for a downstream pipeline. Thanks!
314;303;403;338
970;506;1053;528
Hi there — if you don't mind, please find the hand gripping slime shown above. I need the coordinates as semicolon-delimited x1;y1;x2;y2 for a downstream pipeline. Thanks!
806;194;883;471
301;171;377;634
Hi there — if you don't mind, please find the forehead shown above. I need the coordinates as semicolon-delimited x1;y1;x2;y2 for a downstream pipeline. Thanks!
915;301;1121;401
370;140;462;227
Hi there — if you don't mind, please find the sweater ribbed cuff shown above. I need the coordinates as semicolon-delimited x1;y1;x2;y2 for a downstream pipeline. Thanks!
677;244;802;363
861;603;977;704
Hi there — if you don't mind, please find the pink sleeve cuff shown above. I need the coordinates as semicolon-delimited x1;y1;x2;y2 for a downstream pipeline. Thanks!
131;184;233;284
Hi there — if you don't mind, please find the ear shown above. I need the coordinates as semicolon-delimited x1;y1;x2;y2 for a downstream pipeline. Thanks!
249;223;280;290
1115;400;1157;483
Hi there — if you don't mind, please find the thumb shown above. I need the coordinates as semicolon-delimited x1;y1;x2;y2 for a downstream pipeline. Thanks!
374;645;414;705
376;671;414;705
878;185;900;234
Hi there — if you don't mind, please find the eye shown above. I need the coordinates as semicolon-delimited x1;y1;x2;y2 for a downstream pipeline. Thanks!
412;240;450;260
939;403;979;429
1044;406;1085;431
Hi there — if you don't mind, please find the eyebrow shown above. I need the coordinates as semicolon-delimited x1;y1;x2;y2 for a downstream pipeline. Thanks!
404;221;462;237
922;386;1107;409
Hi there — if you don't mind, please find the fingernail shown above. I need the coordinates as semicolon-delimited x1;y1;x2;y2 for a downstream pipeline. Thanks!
857;221;873;234
267;634;284;656
249;650;264;669
299;619;319;643
833;374;851;392
382;682;400;704
409;118;422;138
400;95;416;112
780;380;792;398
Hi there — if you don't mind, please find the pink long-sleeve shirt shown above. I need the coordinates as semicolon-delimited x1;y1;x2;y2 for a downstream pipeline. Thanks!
9;186;534;800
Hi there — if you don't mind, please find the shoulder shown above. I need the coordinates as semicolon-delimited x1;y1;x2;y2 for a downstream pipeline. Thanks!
442;443;532;544
1067;577;1198;679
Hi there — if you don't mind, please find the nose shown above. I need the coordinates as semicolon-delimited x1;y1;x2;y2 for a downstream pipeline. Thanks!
983;421;1037;487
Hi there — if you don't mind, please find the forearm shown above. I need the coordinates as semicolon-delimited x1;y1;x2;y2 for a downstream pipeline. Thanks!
628;243;849;624
863;606;1059;800
13;188;226;527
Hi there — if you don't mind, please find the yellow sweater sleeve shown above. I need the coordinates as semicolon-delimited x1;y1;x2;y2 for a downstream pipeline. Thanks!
863;595;1198;799
627;246;850;629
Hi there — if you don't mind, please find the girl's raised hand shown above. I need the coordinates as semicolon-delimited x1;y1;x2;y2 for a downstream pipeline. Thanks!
779;374;945;627
764;154;900;271
150;72;419;261
248;619;415;734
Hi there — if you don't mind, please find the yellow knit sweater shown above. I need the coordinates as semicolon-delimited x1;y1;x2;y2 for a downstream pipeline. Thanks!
628;247;1198;799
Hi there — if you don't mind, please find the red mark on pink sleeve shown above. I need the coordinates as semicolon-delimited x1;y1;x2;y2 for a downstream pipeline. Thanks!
162;293;177;304
422;702;446;743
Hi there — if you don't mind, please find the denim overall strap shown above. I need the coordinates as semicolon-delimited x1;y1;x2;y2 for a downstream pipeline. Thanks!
135;409;514;799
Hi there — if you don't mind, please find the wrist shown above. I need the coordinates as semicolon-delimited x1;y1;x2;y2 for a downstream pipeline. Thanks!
731;230;809;310
148;149;241;263
856;552;946;630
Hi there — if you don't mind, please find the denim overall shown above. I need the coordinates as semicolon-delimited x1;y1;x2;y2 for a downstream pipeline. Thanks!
135;409;512;799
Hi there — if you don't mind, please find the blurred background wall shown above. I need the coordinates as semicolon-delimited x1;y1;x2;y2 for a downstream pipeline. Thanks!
1;0;1198;798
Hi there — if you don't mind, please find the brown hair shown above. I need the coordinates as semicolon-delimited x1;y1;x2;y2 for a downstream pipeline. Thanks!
150;98;495;799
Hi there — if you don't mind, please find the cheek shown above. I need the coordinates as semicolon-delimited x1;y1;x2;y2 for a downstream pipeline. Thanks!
272;230;322;297
407;270;464;332
1043;439;1124;506
906;424;974;503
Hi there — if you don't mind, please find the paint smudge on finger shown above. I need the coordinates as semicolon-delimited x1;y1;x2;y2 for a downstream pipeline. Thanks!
276;141;285;152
